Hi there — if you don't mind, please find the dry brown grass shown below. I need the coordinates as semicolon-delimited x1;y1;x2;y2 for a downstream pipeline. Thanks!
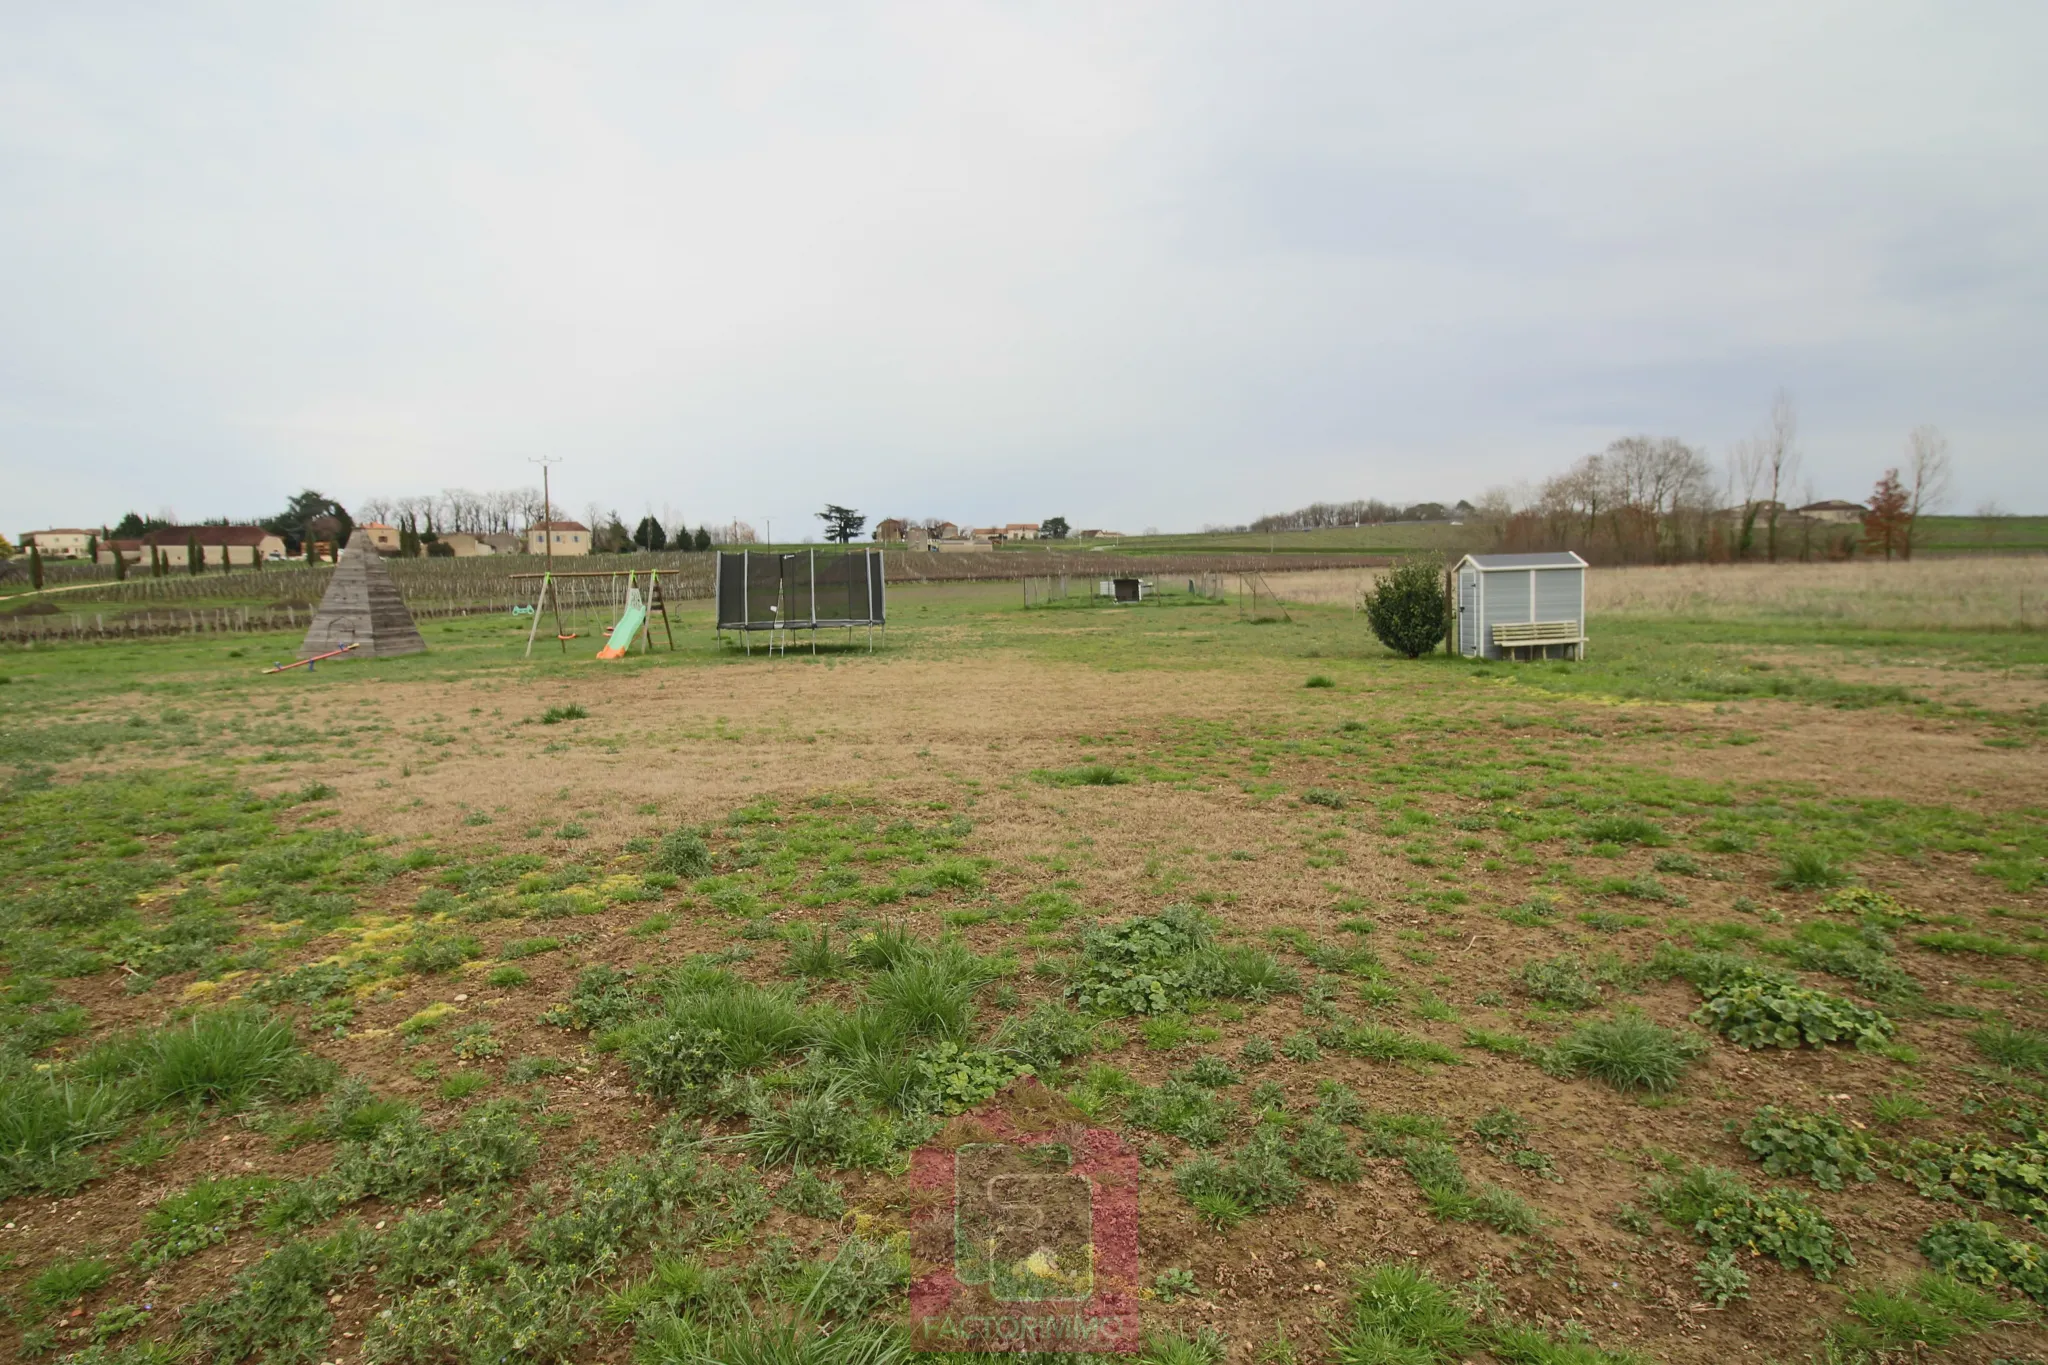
1274;556;2048;631
1590;555;2048;630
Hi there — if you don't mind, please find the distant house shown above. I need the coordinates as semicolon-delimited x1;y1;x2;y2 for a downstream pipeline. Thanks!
436;533;496;557
359;522;402;553
527;520;592;556
1075;529;1125;541
1003;522;1041;541
968;527;1004;544
1796;499;1867;525
21;529;95;559
904;525;930;551
872;518;909;542
931;521;959;540
102;526;286;568
477;532;524;555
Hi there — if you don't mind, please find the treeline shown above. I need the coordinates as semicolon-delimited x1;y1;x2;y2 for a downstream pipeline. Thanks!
1241;394;1957;566
1214;499;1476;533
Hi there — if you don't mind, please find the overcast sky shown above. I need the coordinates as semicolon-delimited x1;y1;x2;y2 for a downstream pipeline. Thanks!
4;2;2044;539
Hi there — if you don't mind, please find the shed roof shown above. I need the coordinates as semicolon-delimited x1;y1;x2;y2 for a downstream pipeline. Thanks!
1457;552;1587;570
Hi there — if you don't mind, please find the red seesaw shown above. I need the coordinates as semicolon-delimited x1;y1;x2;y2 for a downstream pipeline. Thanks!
263;641;362;674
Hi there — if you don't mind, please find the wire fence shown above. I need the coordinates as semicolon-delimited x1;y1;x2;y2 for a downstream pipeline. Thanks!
0;549;1388;642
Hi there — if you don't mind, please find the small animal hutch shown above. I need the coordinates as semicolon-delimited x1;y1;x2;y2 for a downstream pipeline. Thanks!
1453;552;1587;661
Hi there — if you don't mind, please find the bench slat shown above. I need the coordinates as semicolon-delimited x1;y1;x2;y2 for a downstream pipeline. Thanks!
1491;620;1581;643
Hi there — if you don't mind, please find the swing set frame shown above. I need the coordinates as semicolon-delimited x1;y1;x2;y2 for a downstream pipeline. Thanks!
512;568;679;658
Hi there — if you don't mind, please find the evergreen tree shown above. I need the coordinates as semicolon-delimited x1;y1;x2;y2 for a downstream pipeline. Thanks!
113;545;128;581
634;516;667;552
693;526;711;552
186;533;204;576
86;534;98;563
816;504;866;543
28;545;43;590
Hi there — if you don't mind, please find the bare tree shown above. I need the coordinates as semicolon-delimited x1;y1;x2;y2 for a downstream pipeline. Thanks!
1903;424;1951;561
1761;390;1800;563
1725;437;1768;561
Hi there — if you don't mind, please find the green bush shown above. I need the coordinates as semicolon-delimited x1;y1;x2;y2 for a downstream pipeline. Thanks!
1174;1127;1304;1226
1363;557;1449;659
741;1083;910;1170
1737;1106;1875;1191
777;1168;848;1220
93;1008;323;1110
379;1195;497;1287
1777;847;1850;889
1126;1079;1235;1148
1648;1164;1851;1278
1582;814;1667;846
1919;1219;2048;1304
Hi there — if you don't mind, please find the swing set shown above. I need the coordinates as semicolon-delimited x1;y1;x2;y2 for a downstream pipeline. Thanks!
512;568;678;659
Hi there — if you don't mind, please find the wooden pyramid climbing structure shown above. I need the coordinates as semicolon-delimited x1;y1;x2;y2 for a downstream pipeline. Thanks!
297;531;426;659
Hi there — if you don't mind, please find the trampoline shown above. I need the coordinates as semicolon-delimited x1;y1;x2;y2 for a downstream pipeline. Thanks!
715;549;887;654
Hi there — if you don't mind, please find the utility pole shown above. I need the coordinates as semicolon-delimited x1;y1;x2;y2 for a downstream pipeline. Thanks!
530;457;566;654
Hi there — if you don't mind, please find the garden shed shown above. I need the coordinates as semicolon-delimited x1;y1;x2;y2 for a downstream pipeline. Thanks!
1453;551;1587;661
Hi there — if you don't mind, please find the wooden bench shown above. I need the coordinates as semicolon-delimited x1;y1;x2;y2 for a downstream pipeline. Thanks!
1491;620;1585;661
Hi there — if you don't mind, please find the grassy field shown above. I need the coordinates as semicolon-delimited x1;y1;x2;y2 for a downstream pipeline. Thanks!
1;579;2045;1365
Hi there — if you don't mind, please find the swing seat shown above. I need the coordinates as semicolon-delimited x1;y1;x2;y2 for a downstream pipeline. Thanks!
557;632;579;641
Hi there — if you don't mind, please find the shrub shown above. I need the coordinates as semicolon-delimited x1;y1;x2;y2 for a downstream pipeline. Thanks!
1515;955;1602;1009
1919;1220;2048;1304
622;979;813;1105
1239;1036;1275;1065
1737;1106;1875;1191
1363;557;1449;659
486;965;530;988
1302;787;1346;809
1692;973;1893;1049
1648;1164;1851;1277
653;830;712;877
539;703;588;725
1177;1055;1242;1089
909;1043;1032;1114
1547;1014;1705;1093
1304;675;1335;689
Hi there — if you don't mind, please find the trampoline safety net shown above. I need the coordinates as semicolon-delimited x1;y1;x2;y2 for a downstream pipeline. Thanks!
715;550;886;632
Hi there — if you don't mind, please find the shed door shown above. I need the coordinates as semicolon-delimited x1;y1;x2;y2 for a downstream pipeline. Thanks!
1533;569;1579;626
1458;570;1480;655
